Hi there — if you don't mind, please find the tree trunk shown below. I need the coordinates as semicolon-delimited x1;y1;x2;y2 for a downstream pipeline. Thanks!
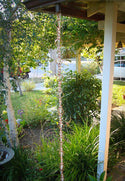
16;77;23;96
3;29;19;147
3;65;19;147
76;48;81;73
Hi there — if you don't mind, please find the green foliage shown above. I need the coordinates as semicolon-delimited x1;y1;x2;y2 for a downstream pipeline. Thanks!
35;123;99;181
62;70;101;123
110;112;125;152
0;90;6;117
35;135;60;180
0;147;38;181
23;98;49;127
81;62;100;75
0;90;8;143
112;84;125;106
63;124;99;181
21;80;35;92
0;1;57;91
0;120;6;143
43;88;57;95
113;80;125;86
108;112;125;168
81;47;103;74
10;79;18;92
88;171;112;181
44;75;57;88
62;17;103;50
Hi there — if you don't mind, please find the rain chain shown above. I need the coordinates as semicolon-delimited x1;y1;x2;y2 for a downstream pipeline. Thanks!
57;12;64;181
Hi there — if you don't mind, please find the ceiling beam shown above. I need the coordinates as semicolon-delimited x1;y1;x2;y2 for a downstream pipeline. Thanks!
87;2;105;17
118;2;125;13
24;0;65;10
98;21;125;33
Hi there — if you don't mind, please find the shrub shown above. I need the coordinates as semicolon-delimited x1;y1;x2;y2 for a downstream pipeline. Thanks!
44;76;57;89
35;123;99;181
43;88;57;95
0;147;38;181
21;80;35;91
62;70;101;124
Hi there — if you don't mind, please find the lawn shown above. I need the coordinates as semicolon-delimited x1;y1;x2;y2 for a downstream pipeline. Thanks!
11;80;125;121
11;90;58;127
112;80;125;106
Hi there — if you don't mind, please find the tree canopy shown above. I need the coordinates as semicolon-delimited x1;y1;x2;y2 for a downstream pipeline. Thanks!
62;16;104;52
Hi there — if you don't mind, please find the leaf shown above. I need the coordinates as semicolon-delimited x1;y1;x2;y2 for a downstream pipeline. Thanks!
100;171;105;181
106;176;112;181
88;174;97;181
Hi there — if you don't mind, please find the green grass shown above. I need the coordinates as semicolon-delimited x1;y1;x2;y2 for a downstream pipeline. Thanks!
112;81;125;106
11;90;57;126
113;80;125;86
11;91;43;118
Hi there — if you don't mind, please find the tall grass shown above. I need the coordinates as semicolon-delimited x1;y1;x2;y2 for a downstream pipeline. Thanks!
35;123;99;181
108;111;125;169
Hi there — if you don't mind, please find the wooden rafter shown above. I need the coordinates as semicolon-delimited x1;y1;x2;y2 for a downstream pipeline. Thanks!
87;2;105;17
98;21;125;33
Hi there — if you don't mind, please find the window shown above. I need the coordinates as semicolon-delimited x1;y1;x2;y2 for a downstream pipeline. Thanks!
114;61;120;67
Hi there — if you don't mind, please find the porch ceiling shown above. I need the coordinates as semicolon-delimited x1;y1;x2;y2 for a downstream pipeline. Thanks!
24;0;125;24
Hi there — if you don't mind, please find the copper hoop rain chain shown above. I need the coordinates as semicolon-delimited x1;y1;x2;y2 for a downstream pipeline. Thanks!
56;4;64;181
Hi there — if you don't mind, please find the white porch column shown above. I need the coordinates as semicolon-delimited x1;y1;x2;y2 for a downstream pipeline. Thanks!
97;2;117;180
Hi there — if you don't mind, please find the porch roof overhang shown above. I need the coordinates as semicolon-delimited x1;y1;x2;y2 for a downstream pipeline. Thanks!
24;0;125;23
24;0;125;43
